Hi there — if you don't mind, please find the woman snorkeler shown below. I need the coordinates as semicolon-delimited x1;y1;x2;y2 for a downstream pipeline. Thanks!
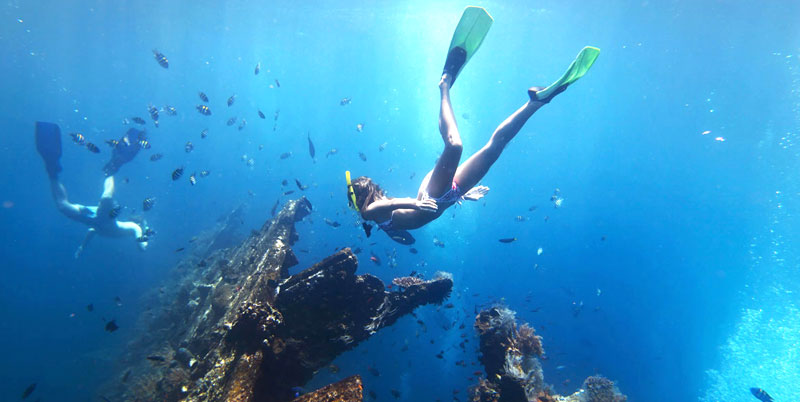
346;7;599;244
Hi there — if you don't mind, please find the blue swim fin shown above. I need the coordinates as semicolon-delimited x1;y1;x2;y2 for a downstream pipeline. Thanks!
35;121;63;178
103;128;144;176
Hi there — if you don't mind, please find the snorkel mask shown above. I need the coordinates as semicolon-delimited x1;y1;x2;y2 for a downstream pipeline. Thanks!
346;170;373;237
346;170;359;212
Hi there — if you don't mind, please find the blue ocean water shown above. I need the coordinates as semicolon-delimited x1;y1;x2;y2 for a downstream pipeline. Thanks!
1;1;798;401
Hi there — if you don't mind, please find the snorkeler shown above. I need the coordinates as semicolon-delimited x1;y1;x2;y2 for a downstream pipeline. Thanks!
35;121;149;258
346;7;600;244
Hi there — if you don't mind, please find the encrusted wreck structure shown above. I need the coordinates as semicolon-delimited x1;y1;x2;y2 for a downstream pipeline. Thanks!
469;306;627;402
102;198;453;401
99;198;626;402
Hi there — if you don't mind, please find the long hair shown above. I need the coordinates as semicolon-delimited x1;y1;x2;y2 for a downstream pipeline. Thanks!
348;176;385;213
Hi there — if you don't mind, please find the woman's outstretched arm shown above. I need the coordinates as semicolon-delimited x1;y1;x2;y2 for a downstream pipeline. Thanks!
362;198;437;221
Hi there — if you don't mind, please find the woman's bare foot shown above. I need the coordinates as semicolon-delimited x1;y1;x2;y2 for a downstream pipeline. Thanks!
528;85;566;104
440;74;454;90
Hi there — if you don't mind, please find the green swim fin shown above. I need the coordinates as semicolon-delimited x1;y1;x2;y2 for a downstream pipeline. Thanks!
533;46;600;103
442;6;493;86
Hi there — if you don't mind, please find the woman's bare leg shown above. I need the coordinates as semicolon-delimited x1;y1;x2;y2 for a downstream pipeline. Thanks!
454;95;546;190
425;74;463;198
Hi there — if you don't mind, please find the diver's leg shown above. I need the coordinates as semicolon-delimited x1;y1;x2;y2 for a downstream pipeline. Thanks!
426;74;463;197
454;97;546;190
96;176;116;218
101;176;115;199
50;178;84;219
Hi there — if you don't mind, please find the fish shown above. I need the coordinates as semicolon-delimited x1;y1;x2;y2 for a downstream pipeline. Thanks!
105;139;120;148
274;79;280;88
21;383;36;400
362;223;372;237
356;123;364;132
390;389;401;398
270;200;279;216
172;167;184;181
279;152;292;160
147;104;159;123
326;148;338;158
143;197;155;211
358;152;367;161
226;117;237;126
149;153;163;161
368;366;380;376
136;235;149;243
281;179;288;186
105;319;119;332
409;248;418;254
114;296;122;306
291;387;305;398
551;188;563;208
324;218;341;227
138;139;151;149
433;238;445;248
163;105;177;116
189;173;197;186
69;132;86;145
378;142;387;152
198;92;209;103
370;252;381;265
131;117;147;125
121;369;131;382
274;109;280;121
328;364;340;373
86;142;100;153
254;62;261;75
196;105;211;116
257;110;265;119
340;97;352;106
200;129;208;139
87;303;94;312
109;205;121;218
227;95;235;107
146;355;166;362
238;118;247;131
750;388;774;402
307;132;316;161
499;237;517;243
152;49;168;68
295;179;308;191
199;170;210;177
175;247;185;252
185;141;194;153
283;190;295;195
528;205;537;211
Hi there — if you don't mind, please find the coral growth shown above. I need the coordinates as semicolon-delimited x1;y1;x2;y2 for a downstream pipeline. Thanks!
392;276;425;289
536;390;557;402
514;323;543;357
581;376;627;402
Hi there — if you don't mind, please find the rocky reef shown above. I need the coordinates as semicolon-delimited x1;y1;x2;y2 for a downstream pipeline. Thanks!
469;306;627;402
100;197;452;401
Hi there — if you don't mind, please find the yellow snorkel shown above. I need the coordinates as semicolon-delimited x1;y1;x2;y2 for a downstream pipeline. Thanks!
346;170;360;212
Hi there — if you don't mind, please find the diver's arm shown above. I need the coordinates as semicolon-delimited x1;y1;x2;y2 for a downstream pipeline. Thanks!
362;198;437;220
74;228;96;259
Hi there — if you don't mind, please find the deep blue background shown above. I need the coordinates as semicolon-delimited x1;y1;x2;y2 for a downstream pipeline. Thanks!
1;1;798;401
